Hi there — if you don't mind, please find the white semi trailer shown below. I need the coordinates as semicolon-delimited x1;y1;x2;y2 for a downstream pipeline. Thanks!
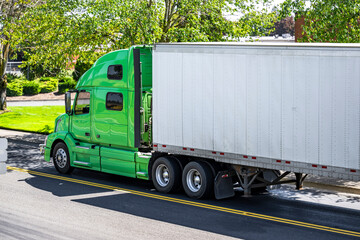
152;42;360;197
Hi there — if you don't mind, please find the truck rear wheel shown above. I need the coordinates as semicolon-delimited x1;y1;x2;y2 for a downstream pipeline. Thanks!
182;161;214;199
151;157;181;193
53;142;73;174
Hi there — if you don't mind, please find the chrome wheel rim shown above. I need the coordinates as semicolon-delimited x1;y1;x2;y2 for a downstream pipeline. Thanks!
155;164;170;187
55;148;67;168
186;169;201;192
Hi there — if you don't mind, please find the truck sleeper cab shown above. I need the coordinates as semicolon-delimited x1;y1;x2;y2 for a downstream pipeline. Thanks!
43;46;153;181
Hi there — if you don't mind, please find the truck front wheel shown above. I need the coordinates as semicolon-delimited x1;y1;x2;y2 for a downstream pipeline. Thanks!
182;161;214;199
52;142;73;174
151;157;182;193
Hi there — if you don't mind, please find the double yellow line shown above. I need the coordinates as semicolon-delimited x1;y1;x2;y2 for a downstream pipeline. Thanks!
7;166;360;238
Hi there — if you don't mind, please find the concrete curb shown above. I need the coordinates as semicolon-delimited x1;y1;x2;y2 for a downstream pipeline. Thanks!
302;181;360;195
284;181;360;195
0;129;46;144
0;127;48;136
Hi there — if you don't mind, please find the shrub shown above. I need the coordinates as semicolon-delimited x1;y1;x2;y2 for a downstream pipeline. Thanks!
7;80;23;96
58;76;73;83
40;81;58;93
23;81;41;96
39;77;58;93
72;60;92;81
58;77;76;94
5;73;22;83
39;77;56;82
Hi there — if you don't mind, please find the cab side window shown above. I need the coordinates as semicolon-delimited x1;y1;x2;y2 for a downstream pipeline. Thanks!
75;92;90;115
107;65;123;80
106;92;123;111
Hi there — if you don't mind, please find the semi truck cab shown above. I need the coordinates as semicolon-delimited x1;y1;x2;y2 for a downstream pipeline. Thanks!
43;45;153;180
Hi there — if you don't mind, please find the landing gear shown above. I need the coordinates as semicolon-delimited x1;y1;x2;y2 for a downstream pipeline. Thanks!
295;172;308;190
234;166;308;196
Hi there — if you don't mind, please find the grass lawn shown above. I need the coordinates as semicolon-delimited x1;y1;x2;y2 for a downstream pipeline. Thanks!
0;106;65;134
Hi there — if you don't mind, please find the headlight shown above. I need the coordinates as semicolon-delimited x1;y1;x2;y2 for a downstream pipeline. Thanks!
40;136;48;154
55;118;62;132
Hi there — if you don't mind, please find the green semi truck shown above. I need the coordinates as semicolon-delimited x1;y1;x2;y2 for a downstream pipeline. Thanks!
41;43;360;199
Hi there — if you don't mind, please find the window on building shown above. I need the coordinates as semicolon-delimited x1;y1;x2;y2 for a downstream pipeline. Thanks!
74;91;90;115
107;65;123;80
106;92;123;111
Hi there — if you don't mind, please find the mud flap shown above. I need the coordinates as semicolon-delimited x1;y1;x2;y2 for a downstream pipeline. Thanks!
214;171;235;200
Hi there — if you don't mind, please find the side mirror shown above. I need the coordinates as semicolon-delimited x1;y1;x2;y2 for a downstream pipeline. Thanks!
65;92;72;115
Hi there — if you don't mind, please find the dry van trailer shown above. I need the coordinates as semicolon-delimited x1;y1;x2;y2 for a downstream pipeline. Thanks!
152;43;360;195
43;42;360;199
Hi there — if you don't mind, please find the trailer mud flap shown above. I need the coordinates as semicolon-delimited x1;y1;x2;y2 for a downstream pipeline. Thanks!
214;171;235;200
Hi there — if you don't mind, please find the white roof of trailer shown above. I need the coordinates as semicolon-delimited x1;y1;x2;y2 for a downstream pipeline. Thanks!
155;42;360;49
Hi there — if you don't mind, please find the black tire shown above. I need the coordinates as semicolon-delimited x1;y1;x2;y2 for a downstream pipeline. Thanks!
52;142;73;174
182;161;214;199
151;156;182;193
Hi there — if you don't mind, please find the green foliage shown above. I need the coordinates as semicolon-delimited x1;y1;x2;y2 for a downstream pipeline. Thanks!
6;80;24;97
20;64;61;81
23;80;41;96
234;11;276;39
58;77;76;94
39;77;58;93
39;77;56;82
5;73;21;83
279;0;360;42
12;0;277;72
72;60;93;81
58;76;74;83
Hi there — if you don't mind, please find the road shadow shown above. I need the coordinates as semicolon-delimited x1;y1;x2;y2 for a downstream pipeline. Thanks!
4;136;360;239
5;137;52;171
0;132;46;144
21;168;360;240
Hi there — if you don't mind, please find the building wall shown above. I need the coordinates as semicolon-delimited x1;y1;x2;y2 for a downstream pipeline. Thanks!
295;16;305;42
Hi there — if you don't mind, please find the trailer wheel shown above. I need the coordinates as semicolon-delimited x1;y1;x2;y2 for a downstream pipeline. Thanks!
151;157;182;193
53;142;73;174
182;161;214;199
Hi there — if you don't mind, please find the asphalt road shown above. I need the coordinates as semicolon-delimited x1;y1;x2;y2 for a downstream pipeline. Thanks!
1;136;360;240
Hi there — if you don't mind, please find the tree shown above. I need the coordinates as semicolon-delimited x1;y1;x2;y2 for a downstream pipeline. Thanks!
279;0;360;42
1;0;276;110
234;10;276;38
17;0;276;70
0;0;43;110
274;16;294;36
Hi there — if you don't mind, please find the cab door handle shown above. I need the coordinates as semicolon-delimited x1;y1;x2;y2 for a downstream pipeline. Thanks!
85;132;90;136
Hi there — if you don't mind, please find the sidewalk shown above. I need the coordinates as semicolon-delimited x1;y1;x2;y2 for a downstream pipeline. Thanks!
7;92;76;102
1;128;359;195
6;92;76;107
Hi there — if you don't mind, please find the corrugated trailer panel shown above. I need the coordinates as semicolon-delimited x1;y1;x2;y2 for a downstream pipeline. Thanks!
153;43;360;172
